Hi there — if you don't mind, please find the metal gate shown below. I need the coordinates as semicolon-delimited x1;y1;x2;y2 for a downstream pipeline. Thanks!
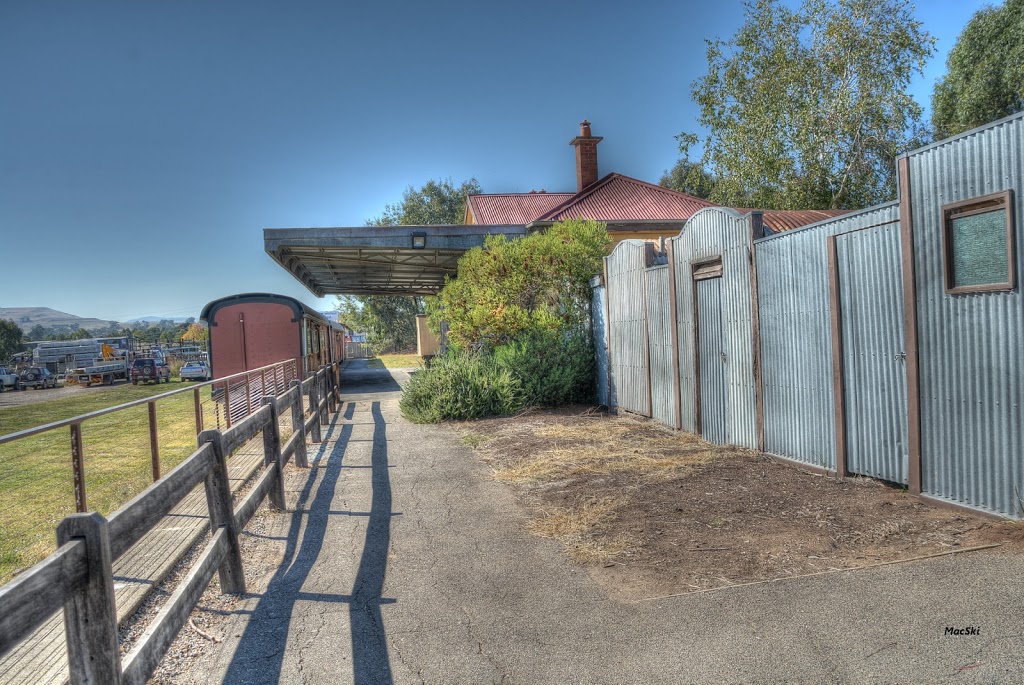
835;224;908;483
697;277;727;444
646;266;675;427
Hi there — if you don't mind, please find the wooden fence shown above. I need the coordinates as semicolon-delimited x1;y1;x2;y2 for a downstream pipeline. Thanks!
0;364;340;685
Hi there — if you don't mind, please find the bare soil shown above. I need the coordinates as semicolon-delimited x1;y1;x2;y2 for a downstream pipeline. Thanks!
461;406;1024;601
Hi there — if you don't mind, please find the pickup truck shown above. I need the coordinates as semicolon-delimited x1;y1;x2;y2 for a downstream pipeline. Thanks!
0;366;19;391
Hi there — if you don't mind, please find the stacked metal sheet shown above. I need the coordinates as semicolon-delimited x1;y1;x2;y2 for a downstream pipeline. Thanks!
33;340;101;369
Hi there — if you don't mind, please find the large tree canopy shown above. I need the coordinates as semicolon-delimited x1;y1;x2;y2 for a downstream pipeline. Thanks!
369;178;482;226
659;140;717;199
687;0;934;210
932;0;1023;140
339;177;482;353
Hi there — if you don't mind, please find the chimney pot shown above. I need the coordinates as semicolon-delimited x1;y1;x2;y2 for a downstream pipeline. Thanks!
580;120;591;137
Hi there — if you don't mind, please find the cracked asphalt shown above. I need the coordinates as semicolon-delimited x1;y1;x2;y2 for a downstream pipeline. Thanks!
191;360;1024;684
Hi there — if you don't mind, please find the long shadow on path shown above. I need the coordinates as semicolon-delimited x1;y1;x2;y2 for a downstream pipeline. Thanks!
221;401;394;684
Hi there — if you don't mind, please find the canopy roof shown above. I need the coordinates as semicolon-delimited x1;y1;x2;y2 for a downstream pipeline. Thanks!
264;225;527;296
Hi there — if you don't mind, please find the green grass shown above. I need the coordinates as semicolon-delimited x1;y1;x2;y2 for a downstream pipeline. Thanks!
0;379;214;583
367;354;422;369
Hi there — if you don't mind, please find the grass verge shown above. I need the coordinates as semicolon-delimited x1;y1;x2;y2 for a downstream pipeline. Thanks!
367;354;422;369
0;380;211;583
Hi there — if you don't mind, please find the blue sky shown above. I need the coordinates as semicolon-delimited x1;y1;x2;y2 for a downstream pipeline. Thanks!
0;0;989;322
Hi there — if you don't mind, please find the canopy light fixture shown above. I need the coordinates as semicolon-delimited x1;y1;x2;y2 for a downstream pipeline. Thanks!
411;232;427;249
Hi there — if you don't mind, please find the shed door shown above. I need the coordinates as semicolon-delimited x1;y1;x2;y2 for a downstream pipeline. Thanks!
836;224;908;484
697;277;728;444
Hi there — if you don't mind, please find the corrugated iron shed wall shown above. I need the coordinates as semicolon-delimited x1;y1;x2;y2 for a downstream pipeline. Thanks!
669;208;757;447
645;265;676;427
907;112;1024;518
591;279;610;407
754;203;900;469
605;241;651;416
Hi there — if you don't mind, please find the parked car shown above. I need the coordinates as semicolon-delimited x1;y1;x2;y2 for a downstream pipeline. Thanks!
0;366;20;391
179;360;211;381
19;367;56;390
131;358;171;384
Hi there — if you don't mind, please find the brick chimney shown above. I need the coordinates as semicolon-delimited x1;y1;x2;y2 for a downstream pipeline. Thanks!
570;120;603;192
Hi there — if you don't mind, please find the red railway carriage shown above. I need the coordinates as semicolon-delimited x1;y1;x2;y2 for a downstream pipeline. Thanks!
200;293;346;380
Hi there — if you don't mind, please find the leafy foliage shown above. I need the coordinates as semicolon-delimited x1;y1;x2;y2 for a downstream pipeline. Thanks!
428;219;611;349
0;319;24;363
659;140;717;199
688;0;934;210
339;177;483;353
181;323;209;342
932;0;1023;139
399;352;525;423
493;328;594;407
369;178;483;226
337;295;422;354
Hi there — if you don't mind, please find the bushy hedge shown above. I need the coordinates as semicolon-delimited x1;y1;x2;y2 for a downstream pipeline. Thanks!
399;329;594;423
399;351;524;423
493;328;594;407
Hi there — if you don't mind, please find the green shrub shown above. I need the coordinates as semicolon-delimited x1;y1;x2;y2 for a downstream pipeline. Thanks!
399;352;525;423
493;328;594;407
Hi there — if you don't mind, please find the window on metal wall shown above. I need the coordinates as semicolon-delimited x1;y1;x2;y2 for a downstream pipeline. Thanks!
942;190;1017;293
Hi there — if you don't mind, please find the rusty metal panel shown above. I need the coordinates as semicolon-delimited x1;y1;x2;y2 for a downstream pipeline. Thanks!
835;223;909;484
907;111;1024;518
605;241;651;416
591;280;610;407
669;208;757;447
754;203;900;469
645;265;675;427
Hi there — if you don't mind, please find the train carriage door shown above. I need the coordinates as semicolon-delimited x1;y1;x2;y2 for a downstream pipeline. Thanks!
695;260;728;445
833;224;909;484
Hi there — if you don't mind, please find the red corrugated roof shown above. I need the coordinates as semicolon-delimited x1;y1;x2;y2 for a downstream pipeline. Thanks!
734;208;851;232
536;174;715;222
466;192;573;225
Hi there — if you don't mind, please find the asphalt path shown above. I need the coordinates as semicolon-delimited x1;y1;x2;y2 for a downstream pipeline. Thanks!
193;359;1024;684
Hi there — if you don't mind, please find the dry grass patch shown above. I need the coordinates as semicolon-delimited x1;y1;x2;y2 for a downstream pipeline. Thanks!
474;411;716;486
459;406;1024;601
527;496;630;563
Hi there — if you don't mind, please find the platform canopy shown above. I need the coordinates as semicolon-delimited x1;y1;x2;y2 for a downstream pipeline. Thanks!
264;224;527;296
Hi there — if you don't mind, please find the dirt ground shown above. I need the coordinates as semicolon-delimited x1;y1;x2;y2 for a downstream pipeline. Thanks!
461;406;1024;601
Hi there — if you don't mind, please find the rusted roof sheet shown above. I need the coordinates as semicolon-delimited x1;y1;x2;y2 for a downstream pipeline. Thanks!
735;208;851;232
466;192;573;225
536;174;715;222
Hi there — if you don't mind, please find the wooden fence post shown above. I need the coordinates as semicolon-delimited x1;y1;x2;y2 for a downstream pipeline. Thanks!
148;400;160;481
261;398;287;510
318;366;330;425
58;513;122;685
324;364;336;414
308;374;322;444
196;430;246;594
69;422;87;513
333;362;342;406
289;380;309;468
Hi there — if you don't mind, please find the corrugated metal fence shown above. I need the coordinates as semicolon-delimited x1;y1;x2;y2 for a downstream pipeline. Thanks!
591;111;1024;519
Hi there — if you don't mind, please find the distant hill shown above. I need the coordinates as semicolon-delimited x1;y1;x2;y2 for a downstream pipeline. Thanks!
0;307;119;332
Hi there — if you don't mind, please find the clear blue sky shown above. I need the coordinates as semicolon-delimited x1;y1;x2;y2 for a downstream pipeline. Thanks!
0;0;988;322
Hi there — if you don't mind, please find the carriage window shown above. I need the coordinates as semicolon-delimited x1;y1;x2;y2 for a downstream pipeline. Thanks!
943;190;1016;293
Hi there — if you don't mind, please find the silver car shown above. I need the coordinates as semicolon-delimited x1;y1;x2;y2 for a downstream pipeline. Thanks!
179;361;211;381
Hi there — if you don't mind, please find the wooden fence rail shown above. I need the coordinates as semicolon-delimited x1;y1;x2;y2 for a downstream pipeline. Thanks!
0;363;341;685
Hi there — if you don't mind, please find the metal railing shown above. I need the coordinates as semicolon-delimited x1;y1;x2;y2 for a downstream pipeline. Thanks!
0;364;340;685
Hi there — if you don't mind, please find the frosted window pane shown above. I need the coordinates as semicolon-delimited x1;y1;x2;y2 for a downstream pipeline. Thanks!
951;209;1008;287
